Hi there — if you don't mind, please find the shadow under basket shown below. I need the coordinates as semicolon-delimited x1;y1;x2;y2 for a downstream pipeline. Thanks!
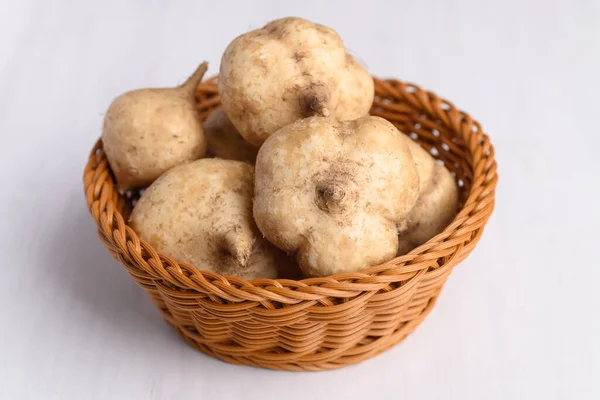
84;76;498;371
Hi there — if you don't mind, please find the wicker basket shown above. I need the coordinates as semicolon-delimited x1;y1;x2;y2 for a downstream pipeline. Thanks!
83;76;497;371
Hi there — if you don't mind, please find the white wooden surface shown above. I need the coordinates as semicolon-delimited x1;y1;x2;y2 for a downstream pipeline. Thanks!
1;1;599;399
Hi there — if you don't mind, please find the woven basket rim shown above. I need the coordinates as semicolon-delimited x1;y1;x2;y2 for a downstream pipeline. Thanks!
84;76;497;300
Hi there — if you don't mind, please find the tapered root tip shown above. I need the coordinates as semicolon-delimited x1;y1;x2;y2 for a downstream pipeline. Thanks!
299;86;331;117
181;61;209;93
219;228;253;267
315;104;330;117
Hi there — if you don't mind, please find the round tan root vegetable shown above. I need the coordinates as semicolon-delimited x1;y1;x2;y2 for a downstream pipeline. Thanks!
396;140;460;255
203;108;258;164
253;116;420;277
103;62;209;191
219;17;374;147
130;158;295;280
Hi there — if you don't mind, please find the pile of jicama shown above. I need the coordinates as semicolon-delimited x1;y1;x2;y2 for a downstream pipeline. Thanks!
101;17;458;280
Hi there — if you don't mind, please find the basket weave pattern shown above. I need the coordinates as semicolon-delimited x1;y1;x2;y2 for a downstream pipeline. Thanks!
84;77;497;371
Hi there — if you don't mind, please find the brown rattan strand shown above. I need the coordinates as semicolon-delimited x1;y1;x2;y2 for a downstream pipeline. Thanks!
84;76;497;371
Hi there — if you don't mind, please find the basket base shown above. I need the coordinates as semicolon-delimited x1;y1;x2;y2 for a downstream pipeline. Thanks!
163;294;439;372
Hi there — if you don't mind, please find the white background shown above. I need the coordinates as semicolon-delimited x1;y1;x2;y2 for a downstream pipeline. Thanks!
1;1;599;399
